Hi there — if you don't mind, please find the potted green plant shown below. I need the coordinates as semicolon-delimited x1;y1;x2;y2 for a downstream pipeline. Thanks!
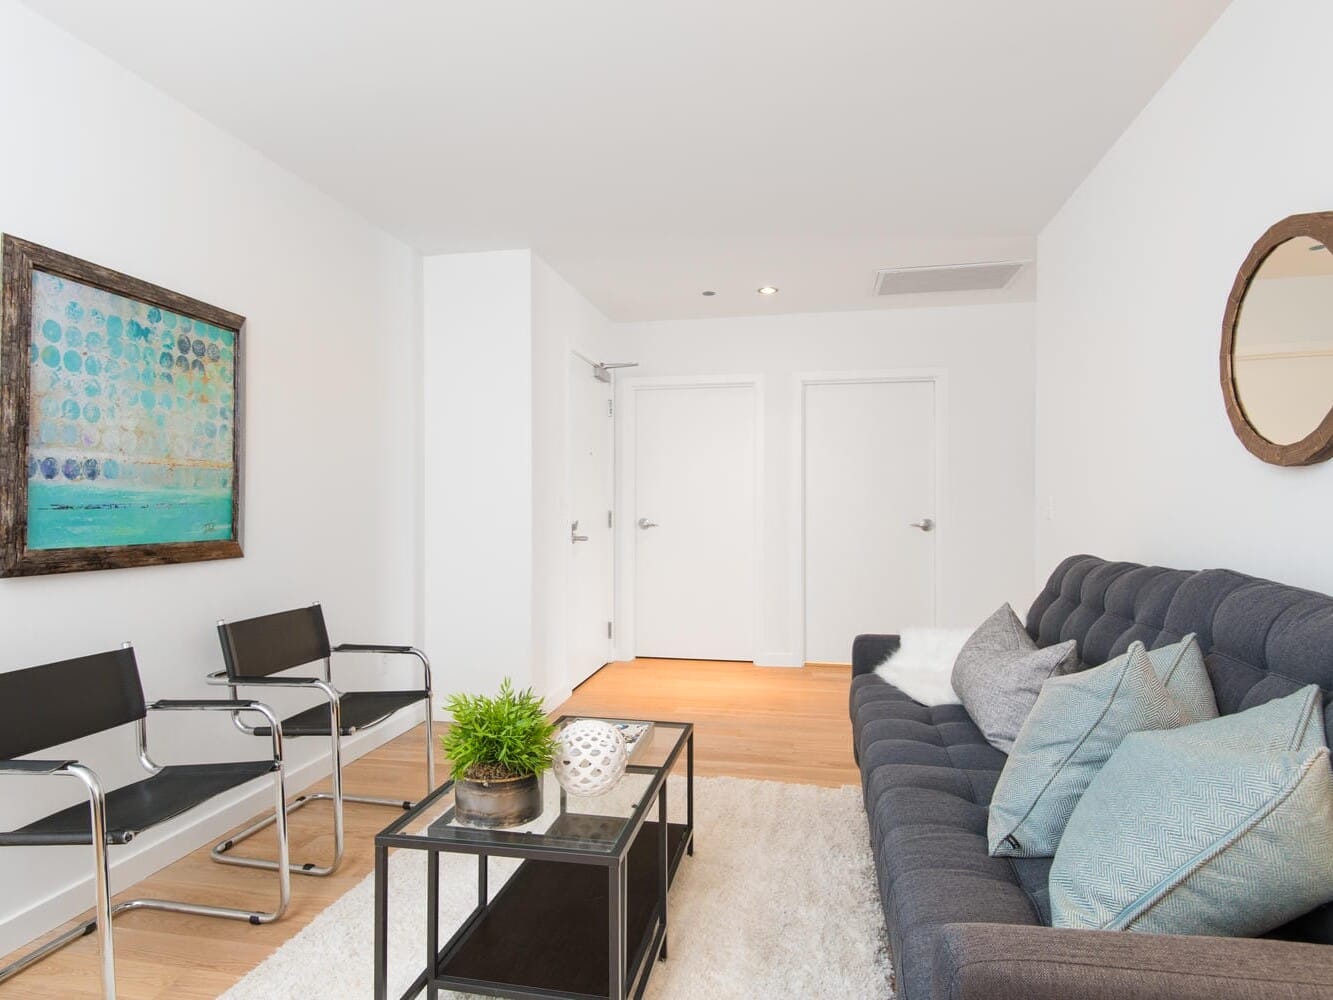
441;678;558;828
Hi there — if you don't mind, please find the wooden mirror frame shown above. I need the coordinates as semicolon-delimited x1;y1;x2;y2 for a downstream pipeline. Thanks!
1221;211;1333;467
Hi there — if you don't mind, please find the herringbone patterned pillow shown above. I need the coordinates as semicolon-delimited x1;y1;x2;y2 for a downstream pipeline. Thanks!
1051;687;1333;936
1143;633;1218;723
988;643;1192;857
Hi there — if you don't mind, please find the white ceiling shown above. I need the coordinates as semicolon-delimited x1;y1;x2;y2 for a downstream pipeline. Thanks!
21;0;1229;321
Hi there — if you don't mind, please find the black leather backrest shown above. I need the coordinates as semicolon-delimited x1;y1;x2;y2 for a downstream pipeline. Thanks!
0;647;145;760
217;605;331;679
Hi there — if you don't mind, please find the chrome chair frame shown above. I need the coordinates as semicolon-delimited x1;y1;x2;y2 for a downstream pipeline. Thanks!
0;697;290;1000
207;626;433;879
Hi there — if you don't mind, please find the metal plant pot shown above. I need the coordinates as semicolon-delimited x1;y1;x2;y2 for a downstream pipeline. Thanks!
454;772;542;828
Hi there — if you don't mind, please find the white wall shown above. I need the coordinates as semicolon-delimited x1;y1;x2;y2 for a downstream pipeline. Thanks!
423;251;535;704
1034;0;1333;594
614;303;1037;665
0;0;421;953
422;251;613;704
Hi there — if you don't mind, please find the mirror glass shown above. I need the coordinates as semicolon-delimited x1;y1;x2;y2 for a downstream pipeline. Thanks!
1233;236;1333;445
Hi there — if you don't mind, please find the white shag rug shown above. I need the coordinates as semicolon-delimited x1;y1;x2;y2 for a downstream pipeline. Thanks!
222;776;892;1000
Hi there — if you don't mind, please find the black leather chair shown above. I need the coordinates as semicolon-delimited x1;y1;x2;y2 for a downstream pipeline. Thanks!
209;603;433;877
0;645;291;1000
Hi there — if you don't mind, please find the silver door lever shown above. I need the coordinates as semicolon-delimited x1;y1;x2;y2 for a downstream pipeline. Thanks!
908;518;935;532
637;518;658;529
571;520;589;543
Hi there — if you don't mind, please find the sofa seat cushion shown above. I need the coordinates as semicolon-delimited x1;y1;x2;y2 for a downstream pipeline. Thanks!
855;681;1001;760
890;868;1046;1000
851;670;920;715
853;673;1048;1000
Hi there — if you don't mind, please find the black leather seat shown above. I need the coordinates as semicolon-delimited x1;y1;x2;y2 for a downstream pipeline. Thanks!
1;761;276;846
251;689;429;738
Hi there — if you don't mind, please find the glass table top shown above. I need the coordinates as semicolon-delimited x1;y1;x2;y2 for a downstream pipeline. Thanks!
379;718;691;857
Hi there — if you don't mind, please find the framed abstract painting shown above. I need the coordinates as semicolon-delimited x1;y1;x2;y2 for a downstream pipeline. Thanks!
1;236;243;576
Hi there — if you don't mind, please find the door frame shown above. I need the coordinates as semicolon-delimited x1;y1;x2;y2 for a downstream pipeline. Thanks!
565;350;615;692
617;374;766;662
791;369;948;664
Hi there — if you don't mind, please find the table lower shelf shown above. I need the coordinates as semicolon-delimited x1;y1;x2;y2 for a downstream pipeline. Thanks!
432;820;691;999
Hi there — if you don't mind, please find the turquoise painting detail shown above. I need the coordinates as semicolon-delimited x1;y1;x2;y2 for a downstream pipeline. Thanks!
25;270;236;549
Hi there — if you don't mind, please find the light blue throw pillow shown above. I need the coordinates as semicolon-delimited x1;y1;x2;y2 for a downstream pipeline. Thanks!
1050;686;1333;937
1142;634;1218;723
988;643;1192;858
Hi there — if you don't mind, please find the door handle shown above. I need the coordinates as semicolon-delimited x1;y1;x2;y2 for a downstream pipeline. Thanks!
637;517;658;530
571;520;589;543
908;518;935;532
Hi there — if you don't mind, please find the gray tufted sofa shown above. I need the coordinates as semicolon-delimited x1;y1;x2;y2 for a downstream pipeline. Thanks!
849;554;1333;1000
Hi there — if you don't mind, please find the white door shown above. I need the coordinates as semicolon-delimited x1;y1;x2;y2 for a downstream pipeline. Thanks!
567;355;614;687
634;383;756;660
803;378;936;663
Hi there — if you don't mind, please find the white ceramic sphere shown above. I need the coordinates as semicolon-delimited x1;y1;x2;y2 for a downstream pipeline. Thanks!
553;720;628;796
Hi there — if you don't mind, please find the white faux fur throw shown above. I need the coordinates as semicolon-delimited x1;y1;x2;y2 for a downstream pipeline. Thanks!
874;627;973;706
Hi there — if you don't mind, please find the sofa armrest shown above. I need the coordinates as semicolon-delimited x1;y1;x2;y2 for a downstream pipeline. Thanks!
933;923;1333;1000
851;634;900;676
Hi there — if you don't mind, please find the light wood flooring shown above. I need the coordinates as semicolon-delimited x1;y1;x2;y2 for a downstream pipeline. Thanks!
1;659;856;999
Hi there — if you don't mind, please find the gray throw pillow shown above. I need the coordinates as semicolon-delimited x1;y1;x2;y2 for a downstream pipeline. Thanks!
951;604;1076;752
988;643;1192;857
1050;687;1333;937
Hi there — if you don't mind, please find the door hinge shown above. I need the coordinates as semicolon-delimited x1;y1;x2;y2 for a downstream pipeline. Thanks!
607;621;614;639
607;398;613;417
607;509;613;528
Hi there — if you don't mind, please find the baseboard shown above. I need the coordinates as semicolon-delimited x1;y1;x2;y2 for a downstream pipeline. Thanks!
0;706;425;958
754;651;803;668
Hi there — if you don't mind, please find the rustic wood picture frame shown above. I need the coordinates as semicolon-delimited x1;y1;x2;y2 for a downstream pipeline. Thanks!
1;235;245;576
1221;211;1333;468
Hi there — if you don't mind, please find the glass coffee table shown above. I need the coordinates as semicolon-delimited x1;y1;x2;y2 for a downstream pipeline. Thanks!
374;718;694;1000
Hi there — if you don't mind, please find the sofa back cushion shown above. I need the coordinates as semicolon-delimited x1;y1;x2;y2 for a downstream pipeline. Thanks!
1026;555;1333;740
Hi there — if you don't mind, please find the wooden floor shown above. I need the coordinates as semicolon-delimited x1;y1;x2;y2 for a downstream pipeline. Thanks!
1;659;856;998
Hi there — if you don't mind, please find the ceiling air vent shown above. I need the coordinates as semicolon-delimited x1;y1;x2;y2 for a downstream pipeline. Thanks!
873;260;1027;296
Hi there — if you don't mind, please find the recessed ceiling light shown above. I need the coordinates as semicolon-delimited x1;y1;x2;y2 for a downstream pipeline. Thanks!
701;290;716;296
757;286;779;295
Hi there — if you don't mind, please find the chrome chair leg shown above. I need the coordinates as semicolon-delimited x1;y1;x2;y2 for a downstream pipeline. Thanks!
84;765;116;1000
0;765;118;997
424;704;436;797
0;762;291;998
214;707;347;876
212;712;434;878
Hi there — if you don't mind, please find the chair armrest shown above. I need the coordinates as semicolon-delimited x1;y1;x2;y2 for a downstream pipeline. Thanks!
0;759;77;775
330;644;431;693
933;923;1333;1000
205;671;341;742
146;698;285;761
149;698;261;710
852;634;900;676
206;671;326;688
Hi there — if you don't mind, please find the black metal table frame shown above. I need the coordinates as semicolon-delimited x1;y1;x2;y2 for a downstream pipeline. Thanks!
374;719;695;1000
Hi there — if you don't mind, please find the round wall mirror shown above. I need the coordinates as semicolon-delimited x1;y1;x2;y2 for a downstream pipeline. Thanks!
1222;212;1333;466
